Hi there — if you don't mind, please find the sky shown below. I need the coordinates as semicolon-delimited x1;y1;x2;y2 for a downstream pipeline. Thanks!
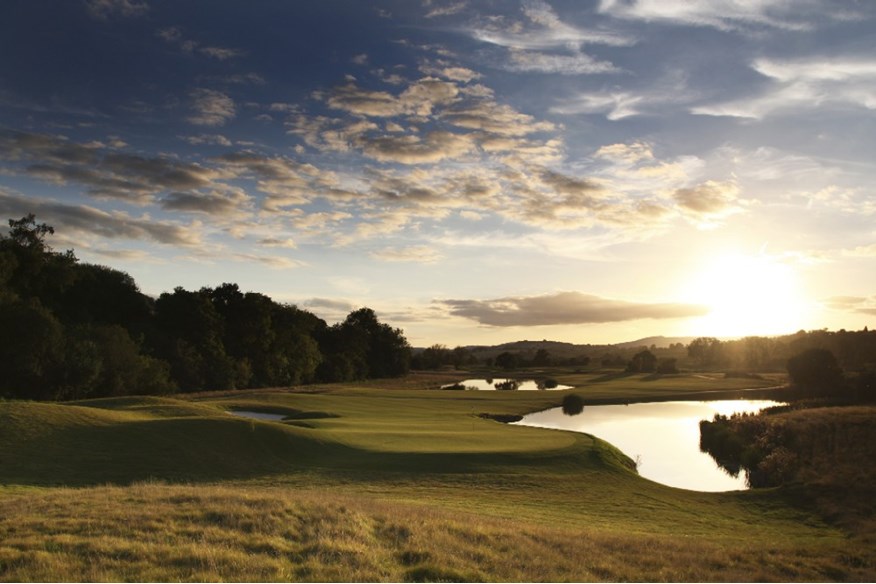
1;0;875;347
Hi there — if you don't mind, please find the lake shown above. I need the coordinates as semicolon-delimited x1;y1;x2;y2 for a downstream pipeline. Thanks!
514;400;782;491
228;410;287;421
442;378;574;391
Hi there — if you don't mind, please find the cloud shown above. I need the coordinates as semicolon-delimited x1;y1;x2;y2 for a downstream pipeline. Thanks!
505;48;618;75
214;151;344;210
303;297;357;312
444;101;557;135
230;253;305;270
420;65;481;83
824;295;876;316
180;134;232;147
597;0;824;32
160;189;251;217
471;0;633;50
693;56;876;119
0;190;201;246
424;1;467;18
358;131;477;164
187;89;236;126
158;26;245;61
85;0;148;19
439;291;708;326
673;180;744;225
325;78;460;118
257;237;297;249
0;130;223;204
370;245;444;263
550;90;643;120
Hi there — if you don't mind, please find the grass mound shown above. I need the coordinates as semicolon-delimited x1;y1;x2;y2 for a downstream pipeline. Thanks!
0;399;338;485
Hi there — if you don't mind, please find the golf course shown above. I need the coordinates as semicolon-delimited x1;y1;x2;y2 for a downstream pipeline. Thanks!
2;370;873;582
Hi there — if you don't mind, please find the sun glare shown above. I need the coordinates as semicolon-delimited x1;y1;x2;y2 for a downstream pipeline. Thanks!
683;253;809;338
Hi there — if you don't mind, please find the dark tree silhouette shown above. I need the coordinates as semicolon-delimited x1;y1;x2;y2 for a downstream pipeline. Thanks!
787;348;844;397
627;349;657;373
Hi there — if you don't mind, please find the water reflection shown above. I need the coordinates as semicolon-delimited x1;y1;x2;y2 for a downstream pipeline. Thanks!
441;378;573;391
228;410;286;421
514;400;781;492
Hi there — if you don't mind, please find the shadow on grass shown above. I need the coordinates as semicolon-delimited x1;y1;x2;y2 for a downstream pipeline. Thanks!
589;371;637;383
0;409;622;488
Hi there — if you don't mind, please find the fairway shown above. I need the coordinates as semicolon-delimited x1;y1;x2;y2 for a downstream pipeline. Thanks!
1;372;873;581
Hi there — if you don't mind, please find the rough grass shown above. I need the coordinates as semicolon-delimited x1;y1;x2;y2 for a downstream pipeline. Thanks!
0;372;873;581
0;483;869;583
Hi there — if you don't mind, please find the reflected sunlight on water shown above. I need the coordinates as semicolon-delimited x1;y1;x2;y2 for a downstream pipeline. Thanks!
515;400;782;492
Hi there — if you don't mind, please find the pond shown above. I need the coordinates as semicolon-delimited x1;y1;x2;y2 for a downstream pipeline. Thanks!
514;400;782;491
442;378;574;391
228;410;287;421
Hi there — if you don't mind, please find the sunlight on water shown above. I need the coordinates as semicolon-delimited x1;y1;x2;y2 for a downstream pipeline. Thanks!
514;400;782;492
441;378;574;391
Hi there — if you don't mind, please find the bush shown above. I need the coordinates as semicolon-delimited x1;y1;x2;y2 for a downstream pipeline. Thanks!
562;394;584;416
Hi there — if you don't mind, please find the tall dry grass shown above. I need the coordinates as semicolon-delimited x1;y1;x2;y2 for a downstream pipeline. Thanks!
0;482;871;582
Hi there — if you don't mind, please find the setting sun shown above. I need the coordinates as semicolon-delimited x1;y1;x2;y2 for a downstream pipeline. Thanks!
683;253;810;338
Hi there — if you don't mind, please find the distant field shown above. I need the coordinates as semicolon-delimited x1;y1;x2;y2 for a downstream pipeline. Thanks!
0;371;872;582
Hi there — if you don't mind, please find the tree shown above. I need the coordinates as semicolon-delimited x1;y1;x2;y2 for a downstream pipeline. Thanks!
495;351;519;370
787;348;844;397
688;337;724;367
6;214;54;250
656;357;678;374
532;348;551;367
0;299;65;399
0;215;78;307
627;349;657;373
317;308;410;381
152;287;236;391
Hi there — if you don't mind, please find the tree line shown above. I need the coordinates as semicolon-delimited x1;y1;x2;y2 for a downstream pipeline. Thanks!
414;332;875;376
0;215;411;401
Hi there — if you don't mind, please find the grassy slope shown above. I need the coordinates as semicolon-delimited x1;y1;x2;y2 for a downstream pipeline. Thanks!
0;372;872;581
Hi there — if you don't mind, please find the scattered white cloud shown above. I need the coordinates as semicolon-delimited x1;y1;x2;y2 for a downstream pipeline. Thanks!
694;56;876;119
597;0;821;32
158;26;245;61
180;134;233;146
673;180;745;226
424;1;467;19
472;0;634;50
187;89;236;126
257;237;297;249
505;47;619;75
370;245;444;263
550;91;644;120
85;0;148;20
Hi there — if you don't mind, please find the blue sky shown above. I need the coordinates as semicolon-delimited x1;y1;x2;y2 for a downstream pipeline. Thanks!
2;0;875;346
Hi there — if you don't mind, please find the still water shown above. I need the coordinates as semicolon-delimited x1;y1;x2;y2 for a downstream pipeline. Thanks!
514;400;781;491
442;378;574;391
228;410;287;421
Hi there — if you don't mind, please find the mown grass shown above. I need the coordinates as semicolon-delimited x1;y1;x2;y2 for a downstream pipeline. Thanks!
0;371;872;581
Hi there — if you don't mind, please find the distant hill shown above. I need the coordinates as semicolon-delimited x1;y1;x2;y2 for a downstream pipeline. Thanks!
612;336;697;349
416;336;697;361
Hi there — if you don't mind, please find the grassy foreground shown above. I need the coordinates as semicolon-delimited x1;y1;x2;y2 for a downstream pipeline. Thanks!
0;371;873;581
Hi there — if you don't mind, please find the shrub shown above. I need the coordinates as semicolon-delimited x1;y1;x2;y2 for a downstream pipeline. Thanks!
562;394;584;416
